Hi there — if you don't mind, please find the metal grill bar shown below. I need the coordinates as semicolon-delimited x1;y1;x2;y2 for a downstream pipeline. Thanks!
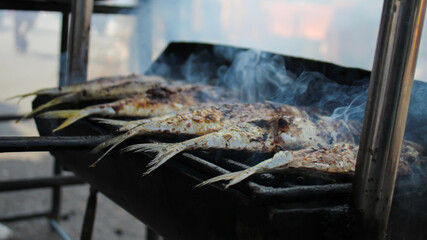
0;211;50;222
0;115;25;121
0;175;84;192
0;0;136;14
0;135;109;152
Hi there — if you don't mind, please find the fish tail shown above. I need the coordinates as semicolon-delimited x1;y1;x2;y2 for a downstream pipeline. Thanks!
195;169;255;188
197;151;294;188
89;140;122;168
123;142;186;175
6;90;45;101
39;110;78;119
16;96;68;123
122;143;169;153
41;109;98;132
92;129;138;154
89;126;145;167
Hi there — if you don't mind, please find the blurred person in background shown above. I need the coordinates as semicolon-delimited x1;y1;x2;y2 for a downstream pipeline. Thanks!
14;11;38;53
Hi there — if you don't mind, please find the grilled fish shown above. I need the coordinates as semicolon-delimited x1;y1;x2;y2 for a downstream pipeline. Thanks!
8;74;165;100
122;113;358;175
91;102;316;165
40;85;235;132
196;142;422;188
20;80;167;121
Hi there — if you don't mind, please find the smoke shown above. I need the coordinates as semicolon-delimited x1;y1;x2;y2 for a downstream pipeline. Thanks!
405;81;427;147
215;49;294;102
212;47;370;124
181;50;218;84
147;44;426;148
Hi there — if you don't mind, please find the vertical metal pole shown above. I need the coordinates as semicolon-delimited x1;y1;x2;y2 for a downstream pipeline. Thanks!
50;11;70;223
50;158;62;221
59;11;70;87
66;0;94;85
134;0;152;73
80;187;98;240
352;0;426;239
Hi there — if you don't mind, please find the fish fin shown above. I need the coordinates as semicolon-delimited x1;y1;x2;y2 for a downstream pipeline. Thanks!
119;120;151;131
91;118;147;132
92;118;128;127
123;142;186;175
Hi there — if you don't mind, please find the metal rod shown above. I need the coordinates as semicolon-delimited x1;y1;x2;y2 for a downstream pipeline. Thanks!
0;115;25;121
0;210;50;222
352;0;426;239
66;0;94;85
0;175;85;192
0;135;110;152
135;0;152;72
50;158;63;221
0;1;135;13
50;219;73;240
59;11;70;87
80;187;98;240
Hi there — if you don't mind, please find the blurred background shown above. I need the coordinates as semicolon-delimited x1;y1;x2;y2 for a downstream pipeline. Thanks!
0;0;426;239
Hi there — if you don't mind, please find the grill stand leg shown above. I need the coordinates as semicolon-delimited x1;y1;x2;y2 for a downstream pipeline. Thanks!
80;187;98;240
50;158;62;222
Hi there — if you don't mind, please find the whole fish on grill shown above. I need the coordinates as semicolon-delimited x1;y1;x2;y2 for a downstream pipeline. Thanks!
39;85;235;132
8;74;164;100
90;102;320;165
196;141;423;188
122;112;358;175
19;78;168;121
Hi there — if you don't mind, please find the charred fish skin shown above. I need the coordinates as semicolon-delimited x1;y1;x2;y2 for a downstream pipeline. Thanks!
99;102;310;140
123;113;359;175
197;142;421;188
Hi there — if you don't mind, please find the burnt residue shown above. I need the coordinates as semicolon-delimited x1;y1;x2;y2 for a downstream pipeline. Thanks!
146;86;173;99
250;133;269;143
